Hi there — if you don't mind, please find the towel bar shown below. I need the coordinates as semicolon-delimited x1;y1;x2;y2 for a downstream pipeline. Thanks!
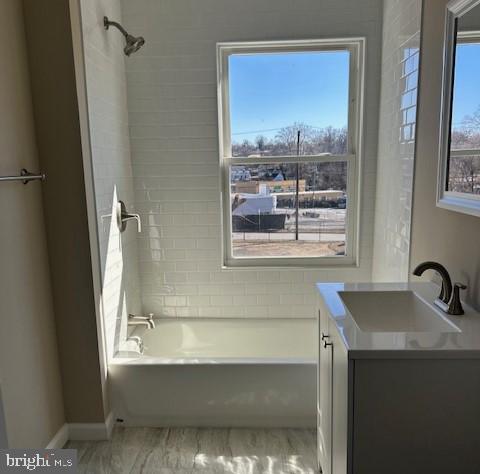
0;168;46;184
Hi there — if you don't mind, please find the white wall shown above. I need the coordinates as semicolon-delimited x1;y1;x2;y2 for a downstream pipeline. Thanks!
121;0;383;319
80;0;141;357
0;0;65;447
372;0;422;282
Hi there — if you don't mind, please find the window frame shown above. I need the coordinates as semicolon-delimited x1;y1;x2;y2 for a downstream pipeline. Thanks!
216;38;365;268
438;1;480;216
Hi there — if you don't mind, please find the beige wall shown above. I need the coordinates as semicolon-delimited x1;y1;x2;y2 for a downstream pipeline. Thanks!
23;0;107;422
410;0;480;309
0;0;65;447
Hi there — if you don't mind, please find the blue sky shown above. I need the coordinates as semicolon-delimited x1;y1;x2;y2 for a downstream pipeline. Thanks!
452;43;480;128
228;51;350;142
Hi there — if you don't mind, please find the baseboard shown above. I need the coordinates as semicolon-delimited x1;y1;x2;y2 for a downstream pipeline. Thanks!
118;414;315;428
46;424;69;449
68;411;114;441
47;412;115;444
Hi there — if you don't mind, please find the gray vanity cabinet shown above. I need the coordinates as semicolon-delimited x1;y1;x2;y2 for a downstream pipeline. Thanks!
351;358;480;474
318;306;480;474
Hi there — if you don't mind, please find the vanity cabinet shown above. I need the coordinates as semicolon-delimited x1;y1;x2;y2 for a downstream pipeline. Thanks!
317;286;480;474
318;308;349;474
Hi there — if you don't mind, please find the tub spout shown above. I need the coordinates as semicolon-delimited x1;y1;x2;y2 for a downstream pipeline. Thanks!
128;313;155;329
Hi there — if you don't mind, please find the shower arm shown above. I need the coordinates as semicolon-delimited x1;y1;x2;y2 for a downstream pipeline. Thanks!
104;17;129;38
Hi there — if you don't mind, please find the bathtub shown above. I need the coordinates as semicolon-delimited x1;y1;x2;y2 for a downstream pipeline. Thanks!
109;318;317;428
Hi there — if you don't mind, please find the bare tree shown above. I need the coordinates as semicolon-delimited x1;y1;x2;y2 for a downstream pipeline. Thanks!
274;122;315;155
462;106;480;135
449;155;480;194
232;139;255;157
231;123;350;192
314;126;348;154
451;129;472;149
255;135;267;152
455;107;480;150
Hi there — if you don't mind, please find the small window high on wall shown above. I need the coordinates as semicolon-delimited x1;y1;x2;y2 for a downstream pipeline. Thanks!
217;39;365;267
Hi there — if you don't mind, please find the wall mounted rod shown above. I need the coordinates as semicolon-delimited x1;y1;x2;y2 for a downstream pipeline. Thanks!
0;168;46;184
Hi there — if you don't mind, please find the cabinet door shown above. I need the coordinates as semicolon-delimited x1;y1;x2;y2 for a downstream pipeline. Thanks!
318;308;333;474
330;318;349;474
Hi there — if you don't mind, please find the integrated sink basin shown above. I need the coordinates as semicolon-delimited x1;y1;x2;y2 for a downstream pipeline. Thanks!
338;290;460;333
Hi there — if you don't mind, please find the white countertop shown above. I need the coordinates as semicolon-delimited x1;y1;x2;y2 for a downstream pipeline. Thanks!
317;282;480;359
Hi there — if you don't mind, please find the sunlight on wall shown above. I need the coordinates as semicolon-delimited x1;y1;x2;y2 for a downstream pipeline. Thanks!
80;0;142;359
101;187;125;356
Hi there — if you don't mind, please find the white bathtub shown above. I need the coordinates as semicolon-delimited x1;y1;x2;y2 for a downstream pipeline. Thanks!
109;318;317;428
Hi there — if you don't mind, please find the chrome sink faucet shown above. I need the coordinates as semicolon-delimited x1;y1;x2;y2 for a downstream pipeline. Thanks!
128;313;155;329
413;261;466;315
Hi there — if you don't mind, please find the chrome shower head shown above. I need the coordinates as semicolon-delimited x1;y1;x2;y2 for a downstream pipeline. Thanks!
104;16;145;56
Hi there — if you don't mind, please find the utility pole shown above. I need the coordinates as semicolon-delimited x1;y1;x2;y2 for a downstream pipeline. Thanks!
295;130;300;241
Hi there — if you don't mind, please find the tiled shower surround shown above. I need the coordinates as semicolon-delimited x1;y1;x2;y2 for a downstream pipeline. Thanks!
81;0;142;356
80;0;421;326
372;0;422;281
120;0;383;318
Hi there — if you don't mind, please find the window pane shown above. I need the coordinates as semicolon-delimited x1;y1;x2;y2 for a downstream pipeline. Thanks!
230;162;347;258
228;51;350;157
451;42;480;151
448;153;480;194
449;40;480;194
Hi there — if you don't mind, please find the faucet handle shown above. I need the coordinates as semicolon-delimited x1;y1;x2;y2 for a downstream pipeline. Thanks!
448;282;467;316
117;200;142;233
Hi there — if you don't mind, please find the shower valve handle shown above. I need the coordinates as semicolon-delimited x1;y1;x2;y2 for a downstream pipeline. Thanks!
117;200;141;233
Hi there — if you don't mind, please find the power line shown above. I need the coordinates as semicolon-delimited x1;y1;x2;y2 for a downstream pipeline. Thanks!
232;127;284;136
231;123;345;136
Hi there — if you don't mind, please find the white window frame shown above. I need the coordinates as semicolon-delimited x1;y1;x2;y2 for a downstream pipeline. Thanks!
438;0;480;217
216;38;365;268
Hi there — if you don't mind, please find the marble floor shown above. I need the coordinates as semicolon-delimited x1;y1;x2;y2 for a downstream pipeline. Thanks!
67;427;318;474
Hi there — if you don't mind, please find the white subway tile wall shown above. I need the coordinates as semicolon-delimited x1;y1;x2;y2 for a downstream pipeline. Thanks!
372;0;422;281
118;0;384;319
80;0;142;357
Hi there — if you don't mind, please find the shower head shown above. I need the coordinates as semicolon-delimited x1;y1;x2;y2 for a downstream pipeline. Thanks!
124;34;145;56
104;16;145;56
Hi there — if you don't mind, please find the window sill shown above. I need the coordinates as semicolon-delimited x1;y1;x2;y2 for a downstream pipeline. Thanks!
437;193;480;218
222;256;359;270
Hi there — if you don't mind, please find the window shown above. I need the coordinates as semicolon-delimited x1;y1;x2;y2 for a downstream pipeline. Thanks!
438;1;480;217
448;33;480;197
217;39;364;267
